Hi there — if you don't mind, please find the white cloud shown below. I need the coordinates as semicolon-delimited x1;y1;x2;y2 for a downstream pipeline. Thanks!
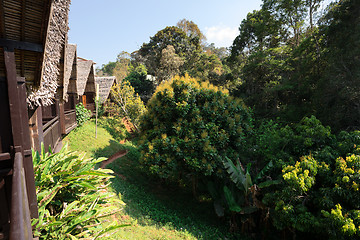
204;25;239;48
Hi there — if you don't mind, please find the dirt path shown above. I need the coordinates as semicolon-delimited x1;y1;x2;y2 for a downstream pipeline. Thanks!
100;149;128;169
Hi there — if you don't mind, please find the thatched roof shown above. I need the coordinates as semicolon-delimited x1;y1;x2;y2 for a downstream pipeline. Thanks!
95;76;116;103
27;0;71;107
0;0;53;82
77;57;95;96
63;43;77;100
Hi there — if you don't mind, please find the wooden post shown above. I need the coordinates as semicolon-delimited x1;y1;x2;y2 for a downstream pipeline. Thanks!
95;84;99;139
4;47;37;238
17;78;38;220
29;107;44;153
59;101;66;135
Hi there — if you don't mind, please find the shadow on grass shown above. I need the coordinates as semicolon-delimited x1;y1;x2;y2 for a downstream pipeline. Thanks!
92;139;125;159
103;146;236;240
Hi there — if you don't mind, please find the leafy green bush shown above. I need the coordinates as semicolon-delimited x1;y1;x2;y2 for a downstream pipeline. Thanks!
258;124;360;239
32;144;126;239
139;75;253;183
76;102;92;126
124;64;155;103
98;116;128;142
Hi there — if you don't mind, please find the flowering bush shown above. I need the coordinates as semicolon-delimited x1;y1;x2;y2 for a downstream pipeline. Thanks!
138;75;253;181
109;80;146;132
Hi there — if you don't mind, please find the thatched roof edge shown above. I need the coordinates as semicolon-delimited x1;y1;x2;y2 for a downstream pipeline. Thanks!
27;0;71;107
77;58;94;96
95;76;116;103
63;43;77;100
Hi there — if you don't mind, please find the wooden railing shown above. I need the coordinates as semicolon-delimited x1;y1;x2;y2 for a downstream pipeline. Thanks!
64;110;77;134
9;152;32;240
43;116;61;151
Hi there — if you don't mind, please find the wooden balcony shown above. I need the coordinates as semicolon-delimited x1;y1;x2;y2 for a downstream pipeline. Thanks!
64;110;77;134
43;116;61;152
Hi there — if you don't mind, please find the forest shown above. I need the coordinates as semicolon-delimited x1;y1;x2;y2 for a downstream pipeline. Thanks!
93;0;360;239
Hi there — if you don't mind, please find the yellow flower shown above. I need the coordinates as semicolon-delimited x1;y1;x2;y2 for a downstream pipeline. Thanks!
352;181;359;191
148;144;154;151
171;138;176;144
161;133;167;140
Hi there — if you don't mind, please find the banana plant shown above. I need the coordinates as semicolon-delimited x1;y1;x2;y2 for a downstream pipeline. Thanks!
208;157;279;218
223;157;280;213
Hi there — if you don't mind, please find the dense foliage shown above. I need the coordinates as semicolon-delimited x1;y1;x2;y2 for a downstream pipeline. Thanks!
75;103;92;126
139;75;253;182
94;0;360;238
108;80;146;131
253;117;360;239
32;145;125;239
124;64;155;103
228;0;360;132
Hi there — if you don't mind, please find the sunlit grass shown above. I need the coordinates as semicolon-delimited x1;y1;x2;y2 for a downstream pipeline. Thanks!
62;117;238;239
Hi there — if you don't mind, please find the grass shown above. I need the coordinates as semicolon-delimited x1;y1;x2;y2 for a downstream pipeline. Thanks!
63;118;241;239
63;119;123;158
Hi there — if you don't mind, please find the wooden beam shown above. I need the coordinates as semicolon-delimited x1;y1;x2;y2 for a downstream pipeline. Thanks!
0;39;43;53
4;48;23;147
4;47;39;224
9;152;32;240
18;77;38;220
20;0;26;76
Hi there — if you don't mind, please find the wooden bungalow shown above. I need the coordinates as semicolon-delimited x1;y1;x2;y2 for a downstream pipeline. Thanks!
61;43;79;135
39;38;67;153
94;76;116;104
0;0;70;239
31;42;80;153
77;57;96;112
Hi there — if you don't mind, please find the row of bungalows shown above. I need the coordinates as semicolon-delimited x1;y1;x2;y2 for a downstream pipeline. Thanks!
0;0;116;239
0;0;71;239
34;46;116;153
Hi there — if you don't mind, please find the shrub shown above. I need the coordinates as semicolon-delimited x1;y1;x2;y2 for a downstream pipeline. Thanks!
109;80;146;132
98;116;128;142
262;136;360;239
138;75;253;183
32;144;126;239
76;102;92;126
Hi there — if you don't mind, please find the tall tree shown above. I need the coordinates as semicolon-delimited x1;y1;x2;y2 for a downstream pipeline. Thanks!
263;0;307;46
305;0;324;31
313;0;360;130
113;51;131;83
176;19;206;46
158;45;184;83
139;26;201;78
229;8;290;117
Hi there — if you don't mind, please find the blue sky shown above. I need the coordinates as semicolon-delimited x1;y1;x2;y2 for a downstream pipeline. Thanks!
68;0;263;67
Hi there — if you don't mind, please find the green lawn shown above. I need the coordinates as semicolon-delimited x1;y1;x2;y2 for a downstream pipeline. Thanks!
63;119;240;239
